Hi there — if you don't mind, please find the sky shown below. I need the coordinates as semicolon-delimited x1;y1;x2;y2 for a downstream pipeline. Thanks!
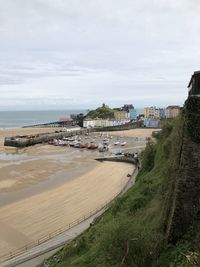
0;0;199;110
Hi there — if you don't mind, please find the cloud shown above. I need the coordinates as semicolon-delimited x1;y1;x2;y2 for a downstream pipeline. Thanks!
0;0;199;109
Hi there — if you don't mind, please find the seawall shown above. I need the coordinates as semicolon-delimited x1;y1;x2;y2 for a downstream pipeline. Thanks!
4;124;136;148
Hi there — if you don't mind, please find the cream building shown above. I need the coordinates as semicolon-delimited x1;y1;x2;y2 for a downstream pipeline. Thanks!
144;107;160;119
83;119;114;128
165;106;180;119
114;111;128;120
83;119;130;128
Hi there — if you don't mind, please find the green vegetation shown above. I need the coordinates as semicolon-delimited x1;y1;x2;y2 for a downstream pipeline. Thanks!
41;98;200;267
86;104;115;119
184;96;200;143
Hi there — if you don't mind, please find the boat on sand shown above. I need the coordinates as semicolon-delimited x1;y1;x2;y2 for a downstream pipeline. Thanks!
120;142;127;146
87;144;98;149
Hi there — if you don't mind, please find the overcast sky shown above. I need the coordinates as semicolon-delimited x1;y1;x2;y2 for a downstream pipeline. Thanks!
0;0;199;110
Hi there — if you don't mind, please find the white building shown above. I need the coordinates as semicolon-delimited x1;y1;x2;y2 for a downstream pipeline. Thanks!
83;120;96;128
83;119;130;128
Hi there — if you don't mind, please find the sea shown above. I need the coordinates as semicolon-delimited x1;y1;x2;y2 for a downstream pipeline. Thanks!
0;109;144;128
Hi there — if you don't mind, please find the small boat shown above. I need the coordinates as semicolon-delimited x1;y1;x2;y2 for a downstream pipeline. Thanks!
69;143;74;147
121;142;127;146
69;141;78;147
63;137;70;141
88;144;98;149
114;141;120;145
51;139;59;146
74;143;81;148
60;140;67;146
80;144;87;149
103;138;109;144
99;146;109;152
115;150;124;156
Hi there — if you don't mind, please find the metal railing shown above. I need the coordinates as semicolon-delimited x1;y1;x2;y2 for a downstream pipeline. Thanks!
0;169;136;264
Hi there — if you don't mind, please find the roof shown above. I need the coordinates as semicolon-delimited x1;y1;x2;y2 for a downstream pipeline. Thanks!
188;71;200;88
166;105;180;109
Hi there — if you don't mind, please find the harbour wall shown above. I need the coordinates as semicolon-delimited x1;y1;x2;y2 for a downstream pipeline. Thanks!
4;124;136;148
95;154;139;165
22;120;78;128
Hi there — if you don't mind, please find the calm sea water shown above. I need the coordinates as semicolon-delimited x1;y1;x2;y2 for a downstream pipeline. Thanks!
0;109;144;128
0;110;85;128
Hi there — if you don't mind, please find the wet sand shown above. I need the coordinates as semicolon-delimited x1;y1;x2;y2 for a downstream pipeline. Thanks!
0;127;153;258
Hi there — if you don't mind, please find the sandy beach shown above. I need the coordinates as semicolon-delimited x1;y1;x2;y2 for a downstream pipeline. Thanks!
104;128;160;138
0;161;133;257
0;127;155;258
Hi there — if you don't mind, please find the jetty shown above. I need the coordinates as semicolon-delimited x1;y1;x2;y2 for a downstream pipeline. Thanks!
95;152;139;165
4;128;88;148
22;120;79;128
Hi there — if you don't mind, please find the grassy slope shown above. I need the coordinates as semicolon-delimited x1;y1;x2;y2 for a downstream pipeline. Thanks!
41;112;200;267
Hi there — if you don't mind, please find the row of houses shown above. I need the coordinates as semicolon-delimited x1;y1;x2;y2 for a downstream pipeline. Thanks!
81;71;200;129
83;104;137;128
83;119;130;128
113;109;137;120
144;105;180;119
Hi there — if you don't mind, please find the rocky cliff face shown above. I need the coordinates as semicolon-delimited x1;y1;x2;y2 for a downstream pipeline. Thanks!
164;97;200;243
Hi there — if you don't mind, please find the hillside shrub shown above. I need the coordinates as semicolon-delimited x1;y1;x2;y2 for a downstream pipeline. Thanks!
185;97;200;143
141;141;157;173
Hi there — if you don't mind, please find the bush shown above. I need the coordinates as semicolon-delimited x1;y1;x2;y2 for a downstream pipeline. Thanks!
141;141;157;173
